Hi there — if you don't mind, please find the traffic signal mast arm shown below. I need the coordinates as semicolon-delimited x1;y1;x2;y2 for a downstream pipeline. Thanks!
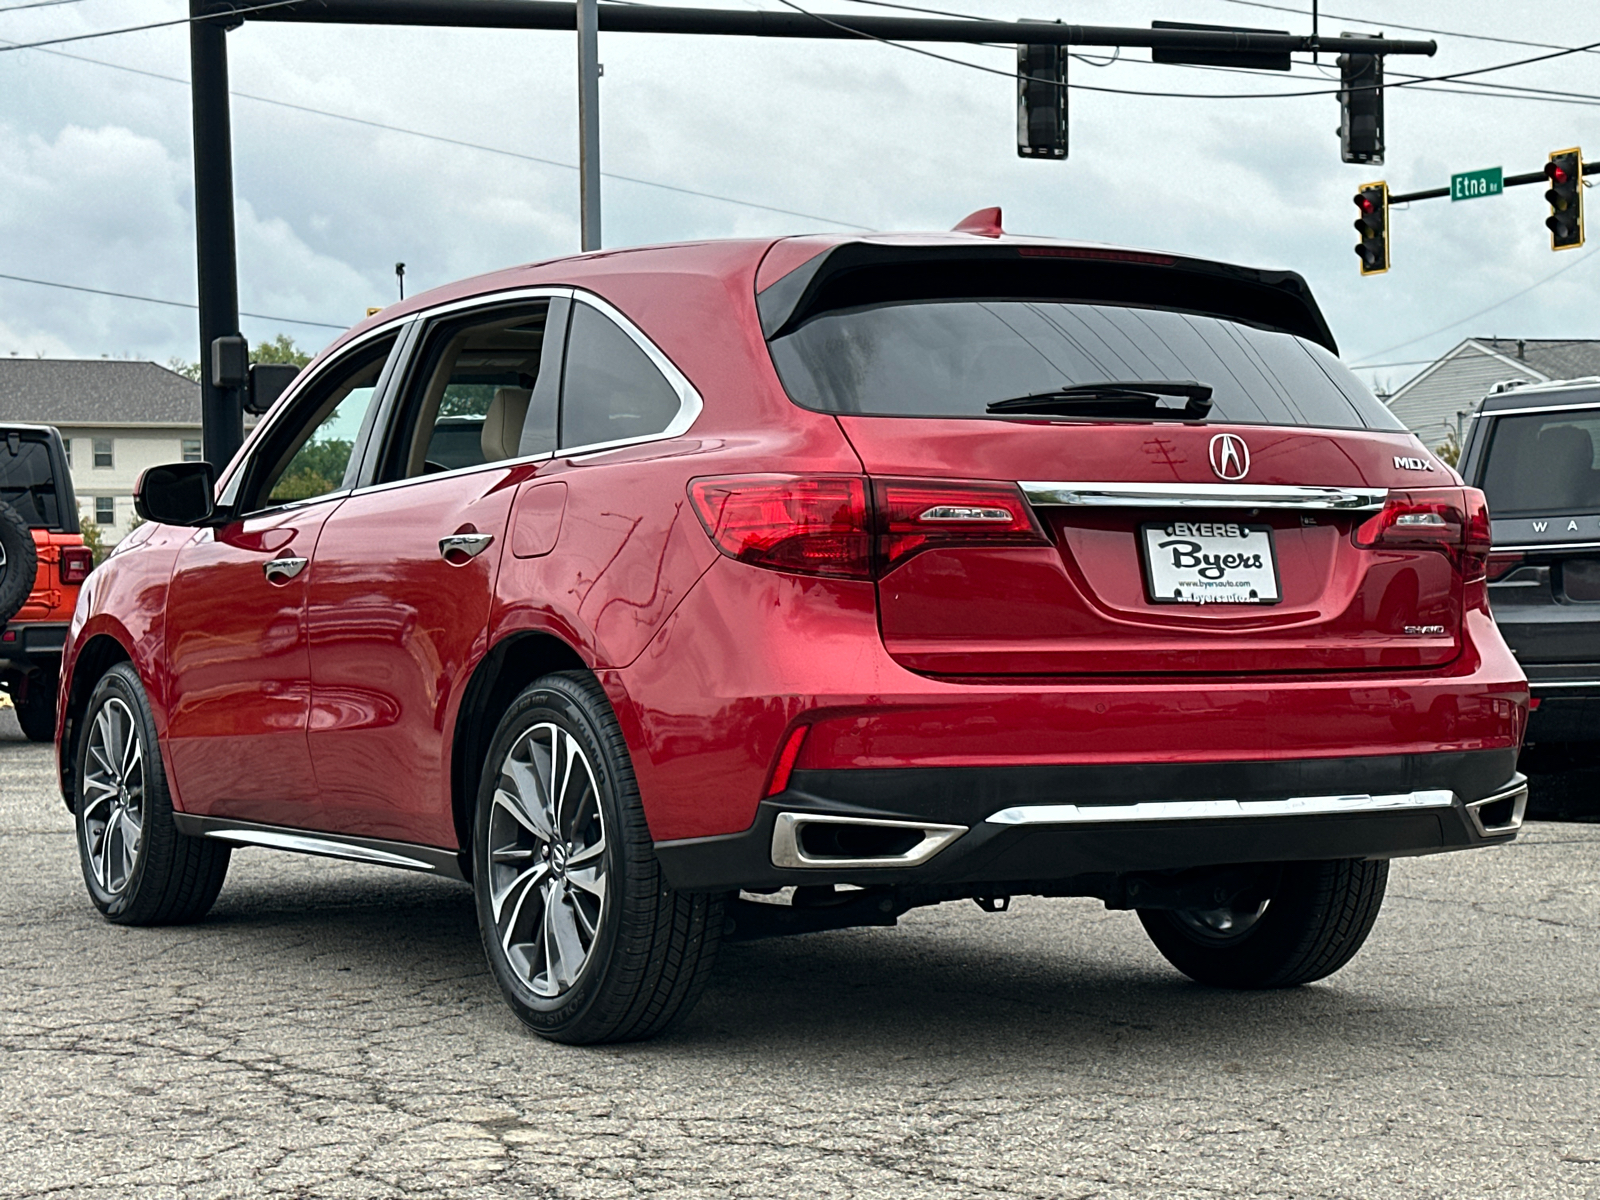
1389;159;1600;204
233;0;1437;55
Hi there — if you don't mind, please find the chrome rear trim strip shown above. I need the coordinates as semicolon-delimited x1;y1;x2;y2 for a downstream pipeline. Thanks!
1020;481;1387;511
1529;680;1600;690
986;790;1455;826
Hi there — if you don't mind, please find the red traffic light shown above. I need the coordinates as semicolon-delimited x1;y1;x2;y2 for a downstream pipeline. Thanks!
1354;193;1377;214
1546;161;1570;185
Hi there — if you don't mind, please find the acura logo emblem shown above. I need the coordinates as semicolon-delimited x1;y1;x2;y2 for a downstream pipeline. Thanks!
1209;433;1250;481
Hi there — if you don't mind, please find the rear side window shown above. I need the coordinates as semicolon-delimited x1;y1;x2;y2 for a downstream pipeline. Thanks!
0;435;61;528
560;302;681;450
768;300;1403;432
1481;411;1600;515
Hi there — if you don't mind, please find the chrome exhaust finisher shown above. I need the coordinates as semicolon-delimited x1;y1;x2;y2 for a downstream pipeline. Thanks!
770;813;967;870
1465;775;1529;838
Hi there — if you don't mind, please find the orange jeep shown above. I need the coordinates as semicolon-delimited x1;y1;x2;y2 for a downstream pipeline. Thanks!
1;424;94;741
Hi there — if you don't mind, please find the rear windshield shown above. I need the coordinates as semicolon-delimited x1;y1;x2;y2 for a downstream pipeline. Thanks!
768;300;1403;431
0;434;62;528
1481;410;1600;515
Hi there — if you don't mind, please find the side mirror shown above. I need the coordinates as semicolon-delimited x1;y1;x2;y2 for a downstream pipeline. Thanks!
134;462;217;526
246;362;301;416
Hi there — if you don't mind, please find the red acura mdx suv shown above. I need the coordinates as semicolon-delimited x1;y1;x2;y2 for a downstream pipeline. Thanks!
57;216;1529;1043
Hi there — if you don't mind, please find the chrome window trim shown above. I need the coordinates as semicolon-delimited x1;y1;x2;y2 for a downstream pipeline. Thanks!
986;789;1456;826
217;316;416;513
1020;481;1387;511
341;286;703;500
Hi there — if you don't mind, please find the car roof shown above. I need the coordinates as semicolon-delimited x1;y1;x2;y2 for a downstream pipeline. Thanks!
1480;377;1600;412
307;225;1335;371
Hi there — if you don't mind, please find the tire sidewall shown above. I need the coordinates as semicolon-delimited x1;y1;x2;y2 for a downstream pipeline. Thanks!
473;676;627;1036
75;664;163;920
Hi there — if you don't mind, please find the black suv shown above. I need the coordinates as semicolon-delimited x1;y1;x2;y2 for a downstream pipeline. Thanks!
1461;377;1600;770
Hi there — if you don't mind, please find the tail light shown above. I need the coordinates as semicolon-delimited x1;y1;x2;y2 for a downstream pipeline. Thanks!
875;478;1048;569
688;475;872;579
59;545;95;584
1355;487;1491;579
689;475;1048;580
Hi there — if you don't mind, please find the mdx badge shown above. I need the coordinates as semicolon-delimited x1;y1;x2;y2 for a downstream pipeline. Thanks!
1393;455;1436;471
1209;433;1250;481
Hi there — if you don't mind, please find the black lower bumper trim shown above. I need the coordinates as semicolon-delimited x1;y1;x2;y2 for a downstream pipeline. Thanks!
653;749;1520;892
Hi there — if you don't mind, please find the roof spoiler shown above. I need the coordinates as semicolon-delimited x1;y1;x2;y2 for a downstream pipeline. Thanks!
755;241;1338;354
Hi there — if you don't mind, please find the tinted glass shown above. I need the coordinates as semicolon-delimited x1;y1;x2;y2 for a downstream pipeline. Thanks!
396;302;559;480
560;303;681;449
0;436;60;527
768;300;1403;431
1481;411;1600;516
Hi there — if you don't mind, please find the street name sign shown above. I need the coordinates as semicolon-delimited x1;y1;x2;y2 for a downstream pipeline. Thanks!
1451;167;1503;202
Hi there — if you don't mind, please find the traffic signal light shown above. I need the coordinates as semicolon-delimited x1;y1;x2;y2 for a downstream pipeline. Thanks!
1545;148;1584;251
1017;43;1066;159
1337;43;1384;165
1353;182;1389;275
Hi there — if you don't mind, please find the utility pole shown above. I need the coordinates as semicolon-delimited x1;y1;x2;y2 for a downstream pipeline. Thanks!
577;0;601;251
189;0;244;470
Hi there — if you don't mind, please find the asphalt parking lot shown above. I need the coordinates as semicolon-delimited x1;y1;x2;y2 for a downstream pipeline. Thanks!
3;709;1598;1200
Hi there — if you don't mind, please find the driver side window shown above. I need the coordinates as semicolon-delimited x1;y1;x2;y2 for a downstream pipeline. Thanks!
250;335;396;512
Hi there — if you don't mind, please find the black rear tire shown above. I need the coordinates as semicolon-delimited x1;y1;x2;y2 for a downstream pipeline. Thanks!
0;500;37;625
1138;858;1388;989
75;663;230;925
473;671;722;1044
15;678;56;742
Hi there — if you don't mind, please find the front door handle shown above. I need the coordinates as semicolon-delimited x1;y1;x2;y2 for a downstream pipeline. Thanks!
263;556;308;584
439;533;495;565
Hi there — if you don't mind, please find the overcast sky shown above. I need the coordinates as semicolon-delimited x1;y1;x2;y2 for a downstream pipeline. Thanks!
4;0;1599;421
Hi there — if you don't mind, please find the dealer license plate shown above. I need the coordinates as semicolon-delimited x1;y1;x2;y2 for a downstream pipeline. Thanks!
1140;520;1280;605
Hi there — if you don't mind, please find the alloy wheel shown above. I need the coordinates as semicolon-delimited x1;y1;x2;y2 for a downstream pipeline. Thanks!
80;697;146;895
486;722;609;998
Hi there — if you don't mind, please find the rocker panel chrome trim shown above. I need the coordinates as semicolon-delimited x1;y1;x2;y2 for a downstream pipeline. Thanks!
171;814;466;880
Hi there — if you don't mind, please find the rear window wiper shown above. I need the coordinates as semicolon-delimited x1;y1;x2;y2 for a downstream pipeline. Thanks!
985;380;1214;420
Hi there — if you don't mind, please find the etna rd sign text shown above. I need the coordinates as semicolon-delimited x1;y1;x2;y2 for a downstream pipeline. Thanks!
1452;167;1503;202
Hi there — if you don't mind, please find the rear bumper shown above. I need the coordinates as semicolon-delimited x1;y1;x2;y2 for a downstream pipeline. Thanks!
1515;663;1600;742
653;749;1525;891
0;620;68;677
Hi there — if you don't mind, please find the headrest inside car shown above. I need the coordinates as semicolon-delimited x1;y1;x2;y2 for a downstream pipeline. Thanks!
482;387;532;463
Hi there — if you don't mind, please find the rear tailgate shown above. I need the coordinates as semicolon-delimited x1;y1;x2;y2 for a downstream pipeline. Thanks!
845;417;1465;675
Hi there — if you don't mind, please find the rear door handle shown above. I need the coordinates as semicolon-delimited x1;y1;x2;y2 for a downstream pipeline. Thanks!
439;533;495;564
263;556;308;583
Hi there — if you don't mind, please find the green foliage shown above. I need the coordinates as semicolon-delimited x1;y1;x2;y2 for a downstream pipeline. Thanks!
78;521;108;566
439;384;498;419
269;437;353;504
166;333;311;383
1433;430;1461;468
251;333;313;369
167;357;202;383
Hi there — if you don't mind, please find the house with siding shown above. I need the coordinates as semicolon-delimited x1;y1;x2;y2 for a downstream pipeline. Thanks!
0;359;202;544
1385;338;1600;451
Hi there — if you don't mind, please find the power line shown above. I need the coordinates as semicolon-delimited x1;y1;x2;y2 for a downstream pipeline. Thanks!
0;0;93;14
0;0;305;55
0;271;349;329
1353;248;1600;364
8;39;872;229
1209;0;1600;57
763;0;1600;101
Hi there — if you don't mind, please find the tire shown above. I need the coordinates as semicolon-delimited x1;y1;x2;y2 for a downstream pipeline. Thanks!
74;662;230;925
15;677;57;743
0;500;37;625
473;671;723;1044
1138;858;1388;989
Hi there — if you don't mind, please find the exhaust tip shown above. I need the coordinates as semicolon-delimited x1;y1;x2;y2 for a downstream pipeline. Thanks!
770;813;966;870
1466;776;1529;838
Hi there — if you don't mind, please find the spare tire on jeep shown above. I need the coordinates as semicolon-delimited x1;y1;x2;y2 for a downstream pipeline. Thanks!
0;500;37;625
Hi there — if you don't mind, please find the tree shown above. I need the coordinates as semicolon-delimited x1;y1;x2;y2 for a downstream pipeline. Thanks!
166;333;312;381
1433;429;1461;468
